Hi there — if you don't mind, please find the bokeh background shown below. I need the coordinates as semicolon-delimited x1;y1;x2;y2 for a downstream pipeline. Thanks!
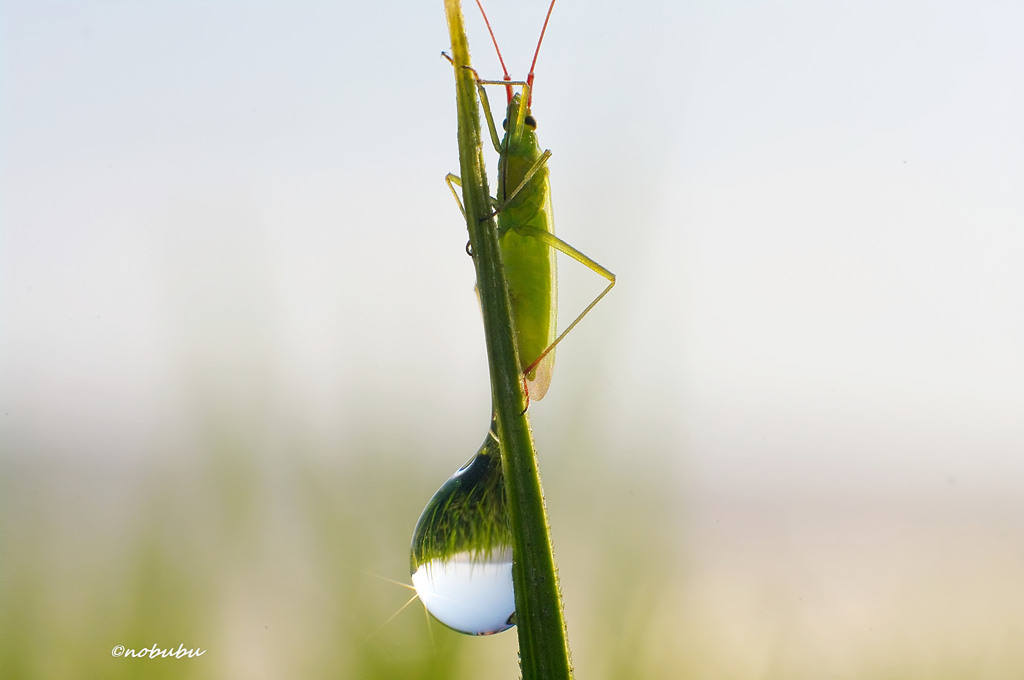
3;0;1023;678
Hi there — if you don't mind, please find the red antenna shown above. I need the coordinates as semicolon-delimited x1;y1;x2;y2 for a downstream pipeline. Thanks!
526;0;557;108
473;0;514;102
474;0;558;107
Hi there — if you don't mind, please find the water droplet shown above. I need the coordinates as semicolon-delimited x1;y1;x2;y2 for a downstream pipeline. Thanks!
410;425;515;635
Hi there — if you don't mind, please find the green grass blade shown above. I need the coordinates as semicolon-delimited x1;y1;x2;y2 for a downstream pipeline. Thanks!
442;1;573;677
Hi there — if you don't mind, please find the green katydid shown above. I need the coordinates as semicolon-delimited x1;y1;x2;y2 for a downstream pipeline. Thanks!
404;0;610;640
447;0;615;402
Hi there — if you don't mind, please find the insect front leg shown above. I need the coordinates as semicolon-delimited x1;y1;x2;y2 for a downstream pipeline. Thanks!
442;53;518;153
474;80;504;153
473;77;534;154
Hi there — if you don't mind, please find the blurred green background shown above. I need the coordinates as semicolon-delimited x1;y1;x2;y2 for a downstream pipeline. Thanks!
3;0;1023;678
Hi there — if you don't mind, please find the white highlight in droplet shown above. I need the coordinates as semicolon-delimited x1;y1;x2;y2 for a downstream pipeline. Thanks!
411;550;515;635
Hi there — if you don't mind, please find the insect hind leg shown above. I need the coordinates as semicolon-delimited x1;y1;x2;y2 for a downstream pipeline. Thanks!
514;225;616;382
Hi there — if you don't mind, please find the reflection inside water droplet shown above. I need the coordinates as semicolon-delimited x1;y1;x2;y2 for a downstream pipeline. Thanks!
411;551;515;635
410;424;515;635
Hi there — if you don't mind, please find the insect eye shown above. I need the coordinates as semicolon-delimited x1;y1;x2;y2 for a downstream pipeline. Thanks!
502;117;537;131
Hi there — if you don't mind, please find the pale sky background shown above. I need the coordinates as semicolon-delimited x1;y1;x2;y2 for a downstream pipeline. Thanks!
3;0;1023;511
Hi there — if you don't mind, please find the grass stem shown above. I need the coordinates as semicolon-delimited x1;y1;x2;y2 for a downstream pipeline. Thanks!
443;1;573;677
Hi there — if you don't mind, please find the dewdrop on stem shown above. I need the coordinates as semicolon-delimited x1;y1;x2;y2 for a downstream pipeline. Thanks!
410;423;516;635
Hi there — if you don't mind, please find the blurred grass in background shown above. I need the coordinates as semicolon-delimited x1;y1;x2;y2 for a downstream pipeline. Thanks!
4;2;1024;677
2;404;1022;679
